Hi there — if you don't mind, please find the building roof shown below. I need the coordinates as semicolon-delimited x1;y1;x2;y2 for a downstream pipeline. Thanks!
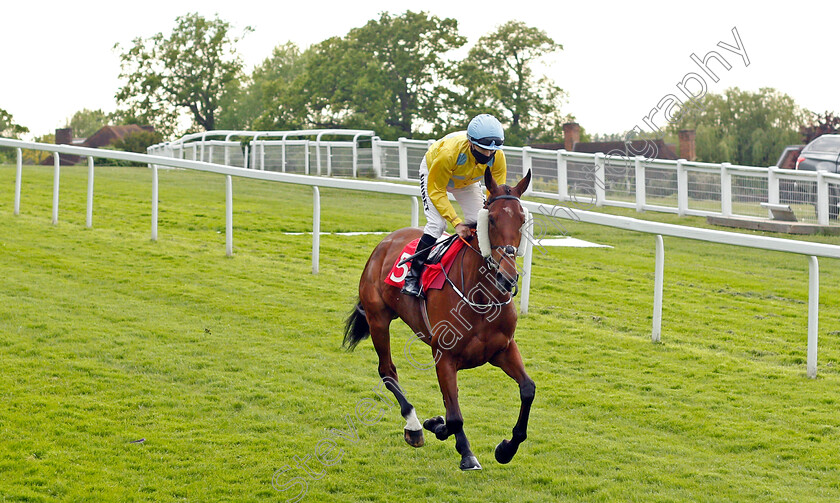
529;139;679;160
529;142;565;150
82;125;154;149
40;124;155;165
574;140;678;160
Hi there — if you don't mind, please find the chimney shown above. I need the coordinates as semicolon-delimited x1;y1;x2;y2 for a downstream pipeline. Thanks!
678;129;696;161
562;122;580;151
56;128;73;145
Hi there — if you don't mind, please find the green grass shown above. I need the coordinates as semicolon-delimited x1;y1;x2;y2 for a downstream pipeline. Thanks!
1;164;840;502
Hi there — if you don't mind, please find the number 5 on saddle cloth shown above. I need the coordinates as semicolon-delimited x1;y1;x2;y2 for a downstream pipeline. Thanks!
384;234;464;294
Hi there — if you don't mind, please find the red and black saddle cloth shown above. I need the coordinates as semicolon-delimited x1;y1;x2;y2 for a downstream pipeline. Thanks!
384;235;466;294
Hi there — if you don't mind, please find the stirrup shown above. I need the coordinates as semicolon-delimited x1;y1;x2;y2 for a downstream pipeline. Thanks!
401;275;424;298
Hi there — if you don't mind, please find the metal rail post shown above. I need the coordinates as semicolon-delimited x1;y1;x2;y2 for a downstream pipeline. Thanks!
721;162;733;217
52;154;60;225
677;160;688;216
652;234;665;342
86;156;94;228
371;137;383;178
522;147;533;196
226;175;233;257
312;186;320;274
151;165;158;241
398;138;409;180
767;166;780;205
520;221;534;315
411;196;419;228
817;172;829;226
635;156;645;212
14;148;22;215
594;152;605;206
557;150;568;202
807;256;819;378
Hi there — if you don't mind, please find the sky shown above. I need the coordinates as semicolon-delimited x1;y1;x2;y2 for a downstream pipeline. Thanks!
2;1;838;140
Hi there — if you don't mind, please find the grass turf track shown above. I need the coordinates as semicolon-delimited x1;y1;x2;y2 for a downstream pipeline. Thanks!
1;164;839;502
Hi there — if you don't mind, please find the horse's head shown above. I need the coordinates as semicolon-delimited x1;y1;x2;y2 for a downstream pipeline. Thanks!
477;169;532;295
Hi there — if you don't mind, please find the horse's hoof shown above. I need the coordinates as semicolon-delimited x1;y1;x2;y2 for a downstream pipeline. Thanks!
494;439;518;464
460;455;482;471
423;416;444;432
404;428;425;448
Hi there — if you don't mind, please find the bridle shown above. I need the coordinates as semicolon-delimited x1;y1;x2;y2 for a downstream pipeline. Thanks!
480;194;525;272
436;193;527;309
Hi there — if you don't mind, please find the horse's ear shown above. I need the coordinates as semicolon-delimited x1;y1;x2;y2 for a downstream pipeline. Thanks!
484;167;499;194
513;169;531;197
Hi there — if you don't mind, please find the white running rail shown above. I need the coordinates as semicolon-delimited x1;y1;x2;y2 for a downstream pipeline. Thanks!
150;131;840;227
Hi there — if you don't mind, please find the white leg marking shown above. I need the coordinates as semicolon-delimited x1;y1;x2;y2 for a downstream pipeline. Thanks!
404;407;422;431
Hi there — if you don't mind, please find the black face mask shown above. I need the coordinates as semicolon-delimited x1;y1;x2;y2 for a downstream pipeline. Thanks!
471;146;495;165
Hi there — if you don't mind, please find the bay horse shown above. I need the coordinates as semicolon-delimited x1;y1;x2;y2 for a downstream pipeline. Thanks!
343;169;535;471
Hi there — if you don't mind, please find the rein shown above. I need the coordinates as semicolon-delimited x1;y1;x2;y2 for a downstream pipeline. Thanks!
420;191;525;313
439;241;514;309
438;189;524;309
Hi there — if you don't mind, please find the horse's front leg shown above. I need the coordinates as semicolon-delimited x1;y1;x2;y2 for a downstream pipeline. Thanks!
490;340;535;464
423;357;481;471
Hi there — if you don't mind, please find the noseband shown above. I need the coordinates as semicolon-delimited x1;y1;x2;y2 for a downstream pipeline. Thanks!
476;195;530;272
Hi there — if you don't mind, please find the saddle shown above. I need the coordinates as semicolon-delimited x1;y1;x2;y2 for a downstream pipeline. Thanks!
384;234;466;293
426;233;457;266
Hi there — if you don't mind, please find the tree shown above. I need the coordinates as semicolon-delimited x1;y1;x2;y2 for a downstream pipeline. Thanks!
115;13;251;138
224;42;308;131
112;129;163;153
263;36;373;131
590;132;625;143
21;134;54;165
349;11;465;138
1;107;28;138
103;129;165;166
457;21;566;145
1;107;29;163
257;11;465;139
66;108;110;138
800;110;840;144
255;37;340;131
669;87;806;166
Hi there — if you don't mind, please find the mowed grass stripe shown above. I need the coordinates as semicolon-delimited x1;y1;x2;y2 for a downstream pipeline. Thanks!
0;164;839;502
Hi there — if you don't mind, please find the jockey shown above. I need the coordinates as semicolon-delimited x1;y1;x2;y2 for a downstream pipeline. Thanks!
402;113;507;298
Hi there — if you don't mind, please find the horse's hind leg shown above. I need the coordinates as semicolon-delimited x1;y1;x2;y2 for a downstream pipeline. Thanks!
368;310;425;447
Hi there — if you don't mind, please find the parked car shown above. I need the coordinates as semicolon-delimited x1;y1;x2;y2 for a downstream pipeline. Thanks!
777;136;840;220
776;145;804;170
796;134;840;173
776;145;805;207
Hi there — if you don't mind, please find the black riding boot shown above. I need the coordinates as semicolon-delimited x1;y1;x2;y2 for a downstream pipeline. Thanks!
401;233;437;298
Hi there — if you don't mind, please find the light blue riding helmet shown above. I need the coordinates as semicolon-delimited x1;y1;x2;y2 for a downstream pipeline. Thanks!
467;114;505;151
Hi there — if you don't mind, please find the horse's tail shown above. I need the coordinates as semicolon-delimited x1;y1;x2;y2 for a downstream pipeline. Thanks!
343;299;370;351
